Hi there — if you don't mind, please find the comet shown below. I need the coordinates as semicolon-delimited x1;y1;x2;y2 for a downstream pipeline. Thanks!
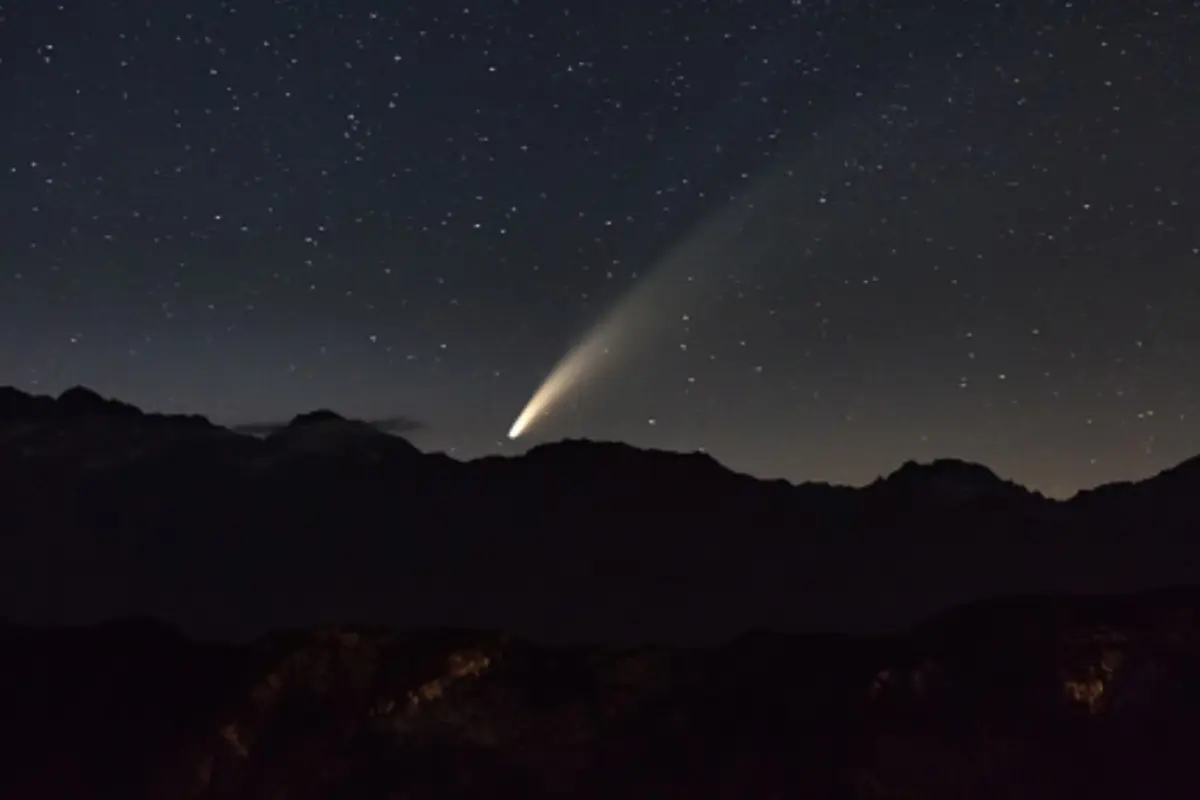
505;166;795;441
506;335;610;439
502;67;976;441
505;110;888;441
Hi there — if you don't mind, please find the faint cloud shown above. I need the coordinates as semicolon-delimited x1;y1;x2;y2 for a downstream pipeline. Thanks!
230;414;425;437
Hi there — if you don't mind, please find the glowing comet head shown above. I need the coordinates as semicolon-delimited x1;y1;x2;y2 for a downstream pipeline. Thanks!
506;338;609;439
506;376;561;439
507;400;541;439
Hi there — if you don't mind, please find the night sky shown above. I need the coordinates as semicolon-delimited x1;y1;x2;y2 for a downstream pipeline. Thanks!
2;0;1198;497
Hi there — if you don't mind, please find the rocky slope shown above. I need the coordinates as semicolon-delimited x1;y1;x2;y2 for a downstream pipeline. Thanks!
3;385;1200;643
4;587;1200;798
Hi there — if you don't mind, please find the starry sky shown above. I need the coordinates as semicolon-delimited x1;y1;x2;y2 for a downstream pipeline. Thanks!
2;0;1198;497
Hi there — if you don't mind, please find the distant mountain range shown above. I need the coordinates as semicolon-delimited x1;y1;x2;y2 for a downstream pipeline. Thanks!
2;385;1199;643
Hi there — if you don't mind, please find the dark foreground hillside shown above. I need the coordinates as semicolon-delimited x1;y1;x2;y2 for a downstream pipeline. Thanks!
3;385;1200;642
5;588;1200;798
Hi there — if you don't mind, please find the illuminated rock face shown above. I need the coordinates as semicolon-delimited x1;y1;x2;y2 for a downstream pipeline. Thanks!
6;589;1200;799
1062;638;1126;715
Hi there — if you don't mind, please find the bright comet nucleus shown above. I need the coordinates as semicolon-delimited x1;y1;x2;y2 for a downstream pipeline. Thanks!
506;335;615;439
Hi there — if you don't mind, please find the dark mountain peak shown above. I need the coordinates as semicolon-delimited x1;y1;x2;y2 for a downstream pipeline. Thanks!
269;410;383;442
0;385;143;426
1070;452;1200;510
488;439;752;508
286;408;346;427
514;439;742;493
232;411;424;443
872;457;1036;506
0;385;216;431
58;385;106;407
526;437;640;457
0;386;45;419
0;386;228;474
265;408;422;459
1148;452;1200;484
57;385;141;419
886;458;1003;486
525;438;725;471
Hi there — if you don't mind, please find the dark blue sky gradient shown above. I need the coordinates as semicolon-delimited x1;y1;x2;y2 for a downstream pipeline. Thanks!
2;0;1198;496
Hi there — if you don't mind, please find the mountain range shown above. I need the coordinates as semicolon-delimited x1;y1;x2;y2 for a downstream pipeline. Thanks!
2;385;1199;643
5;385;1200;797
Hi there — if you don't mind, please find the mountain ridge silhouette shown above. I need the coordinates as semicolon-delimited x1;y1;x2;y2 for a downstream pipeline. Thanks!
1;384;1198;644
